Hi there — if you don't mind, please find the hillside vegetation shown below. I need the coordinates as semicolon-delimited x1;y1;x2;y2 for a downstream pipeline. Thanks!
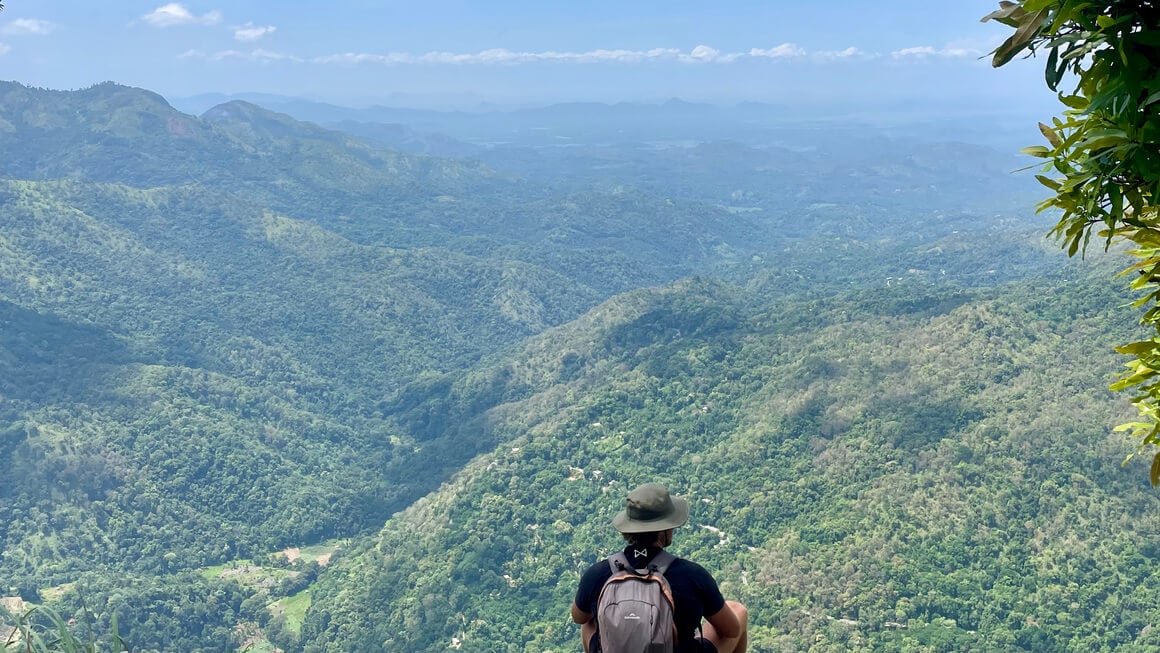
302;272;1160;653
0;81;776;590
3;81;1155;652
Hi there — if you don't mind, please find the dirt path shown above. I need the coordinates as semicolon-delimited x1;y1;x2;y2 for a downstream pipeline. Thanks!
282;546;336;566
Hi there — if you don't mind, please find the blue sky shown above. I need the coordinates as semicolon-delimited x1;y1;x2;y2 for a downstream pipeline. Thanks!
0;1;1059;111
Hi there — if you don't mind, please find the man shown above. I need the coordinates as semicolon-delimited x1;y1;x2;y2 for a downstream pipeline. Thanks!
571;482;749;653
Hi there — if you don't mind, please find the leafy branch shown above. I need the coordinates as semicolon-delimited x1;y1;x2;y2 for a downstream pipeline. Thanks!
985;0;1160;482
3;606;128;653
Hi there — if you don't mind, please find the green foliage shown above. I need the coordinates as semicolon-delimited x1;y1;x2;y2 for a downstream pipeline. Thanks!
985;1;1160;477
303;273;1160;653
0;79;1111;651
0;81;1067;598
23;574;263;653
2;605;127;653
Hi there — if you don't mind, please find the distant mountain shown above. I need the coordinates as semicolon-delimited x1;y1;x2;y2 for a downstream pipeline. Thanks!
166;92;1040;155
0;83;776;588
2;79;888;591
323;120;482;159
1;82;785;286
170;91;333;116
0;80;1107;653
174;91;1041;233
170;91;478;133
164;92;807;146
201;100;354;142
477;136;1040;244
0;82;482;192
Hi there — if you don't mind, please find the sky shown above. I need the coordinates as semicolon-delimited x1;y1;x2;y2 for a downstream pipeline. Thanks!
0;1;1061;112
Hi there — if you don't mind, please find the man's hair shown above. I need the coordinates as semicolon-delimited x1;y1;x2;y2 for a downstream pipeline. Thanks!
621;530;661;545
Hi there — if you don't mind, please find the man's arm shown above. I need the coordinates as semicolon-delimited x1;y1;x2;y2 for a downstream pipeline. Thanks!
573;561;605;624
705;602;741;639
571;602;593;624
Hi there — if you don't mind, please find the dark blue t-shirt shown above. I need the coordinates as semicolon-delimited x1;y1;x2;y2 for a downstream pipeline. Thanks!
575;544;727;652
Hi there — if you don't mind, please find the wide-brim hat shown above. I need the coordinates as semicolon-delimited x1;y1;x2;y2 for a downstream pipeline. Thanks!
612;483;690;533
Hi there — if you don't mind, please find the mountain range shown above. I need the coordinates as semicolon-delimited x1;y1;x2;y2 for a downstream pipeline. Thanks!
2;80;1158;653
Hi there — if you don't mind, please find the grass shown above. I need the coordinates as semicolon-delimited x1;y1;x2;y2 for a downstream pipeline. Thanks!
2;606;127;653
200;560;256;581
15;539;345;652
37;586;75;603
270;591;310;636
200;538;347;583
278;538;346;566
241;639;278;653
292;542;343;564
200;563;231;580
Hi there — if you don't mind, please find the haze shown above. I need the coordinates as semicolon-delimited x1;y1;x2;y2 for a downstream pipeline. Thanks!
2;0;1057;115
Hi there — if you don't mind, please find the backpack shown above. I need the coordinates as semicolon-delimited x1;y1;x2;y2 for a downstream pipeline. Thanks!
595;550;678;653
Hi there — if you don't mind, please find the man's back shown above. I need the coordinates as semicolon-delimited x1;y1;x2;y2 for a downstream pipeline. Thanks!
575;544;725;652
570;483;748;653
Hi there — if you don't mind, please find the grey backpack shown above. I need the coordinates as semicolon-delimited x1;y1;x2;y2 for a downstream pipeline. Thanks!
596;550;678;653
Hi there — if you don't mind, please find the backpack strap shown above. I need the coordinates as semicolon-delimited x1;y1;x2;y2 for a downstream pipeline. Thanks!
648;550;676;576
607;552;630;574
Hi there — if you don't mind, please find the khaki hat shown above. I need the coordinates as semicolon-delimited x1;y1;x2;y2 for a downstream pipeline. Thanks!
612;483;690;533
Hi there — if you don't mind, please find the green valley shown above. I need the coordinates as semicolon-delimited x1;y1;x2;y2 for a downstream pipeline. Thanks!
1;79;1157;653
303;272;1160;652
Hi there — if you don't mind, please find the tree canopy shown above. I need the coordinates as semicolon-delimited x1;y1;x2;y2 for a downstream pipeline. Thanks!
985;0;1160;482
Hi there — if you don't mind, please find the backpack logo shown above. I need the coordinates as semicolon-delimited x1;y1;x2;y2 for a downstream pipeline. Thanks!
596;551;677;653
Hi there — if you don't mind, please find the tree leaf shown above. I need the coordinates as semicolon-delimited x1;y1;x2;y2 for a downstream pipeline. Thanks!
1038;121;1063;148
990;7;1052;67
1079;134;1129;151
1036;174;1061;190
1058;93;1089;110
981;1;1026;26
1045;46;1063;90
1021;145;1053;157
1150;452;1160;487
1115;341;1159;356
1111;183;1124;220
992;34;1029;67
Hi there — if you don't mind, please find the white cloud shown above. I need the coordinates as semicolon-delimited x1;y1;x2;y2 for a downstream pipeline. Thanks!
891;45;980;59
315;46;778;66
1;18;58;35
689;45;720;60
234;23;276;42
815;46;875;61
249;48;297;62
749;44;806;59
315;47;699;66
0;42;10;55
185;41;988;68
180;48;300;63
678;45;741;63
892;46;937;58
141;3;222;28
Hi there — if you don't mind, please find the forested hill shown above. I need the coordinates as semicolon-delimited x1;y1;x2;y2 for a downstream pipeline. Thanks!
0;82;789;586
0;81;493;192
0;81;769;293
304;271;1160;653
2;80;1152;653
